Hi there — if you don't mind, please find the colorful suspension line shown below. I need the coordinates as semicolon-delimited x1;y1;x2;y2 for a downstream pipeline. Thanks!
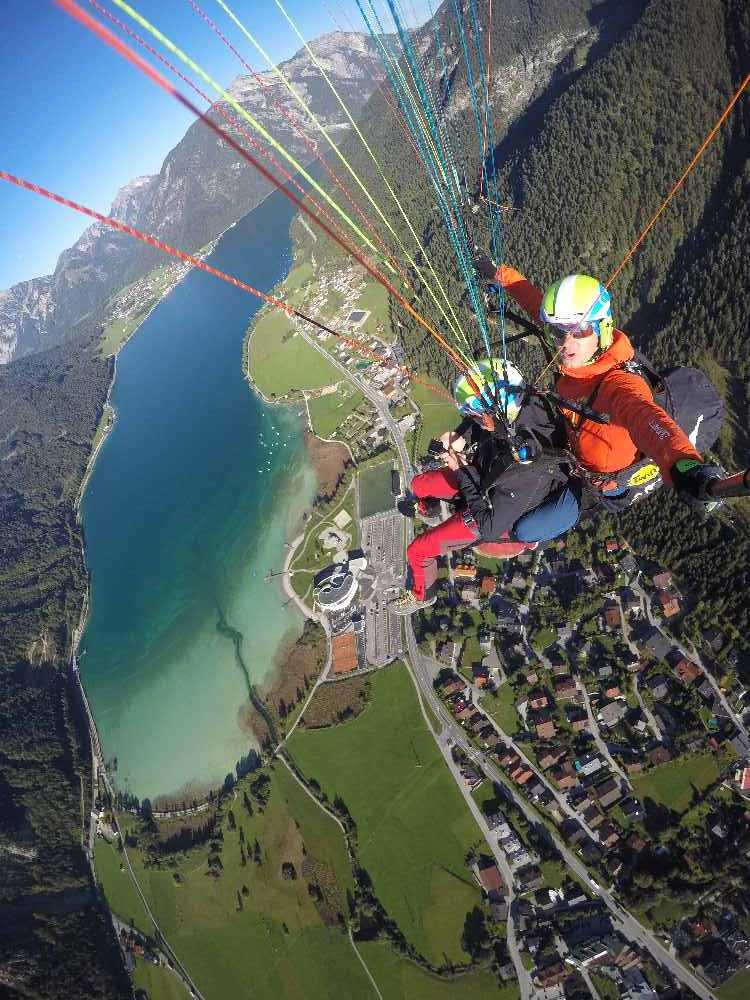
109;0;392;275
135;0;471;354
87;0;360;266
0;170;457;403
184;0;409;287
269;0;473;353
54;0;479;379
382;0;493;367
466;0;508;363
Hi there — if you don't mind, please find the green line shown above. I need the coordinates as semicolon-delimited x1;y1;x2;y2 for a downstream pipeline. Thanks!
212;0;472;358
271;0;472;354
111;0;389;270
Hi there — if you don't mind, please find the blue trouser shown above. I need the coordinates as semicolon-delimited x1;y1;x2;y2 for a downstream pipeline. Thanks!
514;480;628;543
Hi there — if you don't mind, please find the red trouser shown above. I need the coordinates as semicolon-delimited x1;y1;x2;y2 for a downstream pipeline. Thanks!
407;470;478;599
406;468;532;598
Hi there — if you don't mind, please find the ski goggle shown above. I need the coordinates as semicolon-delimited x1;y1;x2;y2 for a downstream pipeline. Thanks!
546;320;596;341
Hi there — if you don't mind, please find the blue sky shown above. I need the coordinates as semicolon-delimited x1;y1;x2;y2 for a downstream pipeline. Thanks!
0;0;430;290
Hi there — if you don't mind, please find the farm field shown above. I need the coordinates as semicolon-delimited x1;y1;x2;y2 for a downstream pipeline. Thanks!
358;460;394;518
94;836;152;937
357;939;516;999
717;969;750;1000
631;752;720;814
248;307;339;397
132;959;190;1000
288;662;484;964
355;281;392;340
307;384;365;438
112;763;368;1000
411;376;458;455
481;684;520;735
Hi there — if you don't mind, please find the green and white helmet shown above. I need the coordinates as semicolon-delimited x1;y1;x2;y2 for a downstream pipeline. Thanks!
540;274;614;349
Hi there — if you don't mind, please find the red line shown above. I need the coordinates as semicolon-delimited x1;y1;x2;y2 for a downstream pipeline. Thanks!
0;169;455;401
185;0;408;282
52;0;472;375
87;0;354;257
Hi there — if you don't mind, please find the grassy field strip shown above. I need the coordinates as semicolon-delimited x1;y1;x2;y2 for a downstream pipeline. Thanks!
357;939;518;999
631;752;720;813
103;763;372;999
94;837;153;937
288;662;486;965
248;307;340;397
132;958;191;1000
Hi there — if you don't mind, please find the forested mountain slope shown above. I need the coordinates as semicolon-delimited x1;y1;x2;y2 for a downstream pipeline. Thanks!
321;0;750;656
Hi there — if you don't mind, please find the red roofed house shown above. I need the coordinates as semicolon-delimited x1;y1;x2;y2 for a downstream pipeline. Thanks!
528;689;549;711
472;664;490;688
510;764;534;785
554;677;578;700
477;861;505;900
741;767;750;793
551;761;577;790
604;605;621;629
480;576;497;596
604;686;622;700
653;570;673;589
674;658;701;685
454;564;477;580
536;719;556;741
605;539;620;553
657;590;680;618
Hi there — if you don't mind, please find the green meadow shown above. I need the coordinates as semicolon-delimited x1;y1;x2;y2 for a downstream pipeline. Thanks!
357;939;517;999
106;764;368;1000
288;662;484;964
248;307;339;397
631;752;720;814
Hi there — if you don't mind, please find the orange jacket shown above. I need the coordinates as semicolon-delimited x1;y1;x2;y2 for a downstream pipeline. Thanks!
496;265;701;483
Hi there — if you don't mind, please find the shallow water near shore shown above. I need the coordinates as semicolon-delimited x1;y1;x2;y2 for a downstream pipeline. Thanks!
81;189;315;799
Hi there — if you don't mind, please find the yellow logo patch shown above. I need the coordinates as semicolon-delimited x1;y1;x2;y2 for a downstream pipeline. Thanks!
628;464;660;487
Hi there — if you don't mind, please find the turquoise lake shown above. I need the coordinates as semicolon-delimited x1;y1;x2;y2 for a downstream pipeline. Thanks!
81;189;315;801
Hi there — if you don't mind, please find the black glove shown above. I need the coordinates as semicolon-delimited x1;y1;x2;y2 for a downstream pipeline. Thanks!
474;253;497;282
671;459;722;511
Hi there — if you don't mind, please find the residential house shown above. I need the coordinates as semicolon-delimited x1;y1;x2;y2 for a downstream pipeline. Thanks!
673;657;701;685
599;701;628;728
454;704;474;722
510;764;534;786
649;746;672;766
657;589;680;618
536;718;557;741
472;663;490;688
626;833;647;854
581;802;604;828
551;761;578;790
561;818;586;845
603;686;622;700
605;539;621;554
703;627;724;653
437;641;459;666
598;820;620;849
576;755;605;779
580;840;603;864
535;960;566;988
698;678;715;702
554;677;578;701
499;749;521;769
653;570;673;589
539;746;567;770
567;707;589;732
525;670;539;685
480;576;497;597
467;711;485;731
620;587;640;612
641;628;672;661
442;677;466;697
454;563;477;580
646;673;669;701
477;860;505;901
625;761;645;775
516;865;544;892
552;660;570;677
604;603;621;629
592;777;623;809
528;689;549;711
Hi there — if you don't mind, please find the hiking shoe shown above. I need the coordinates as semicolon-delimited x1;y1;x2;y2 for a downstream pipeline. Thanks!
389;590;437;616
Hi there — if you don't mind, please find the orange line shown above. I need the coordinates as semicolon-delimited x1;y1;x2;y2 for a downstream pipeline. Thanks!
607;73;749;287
